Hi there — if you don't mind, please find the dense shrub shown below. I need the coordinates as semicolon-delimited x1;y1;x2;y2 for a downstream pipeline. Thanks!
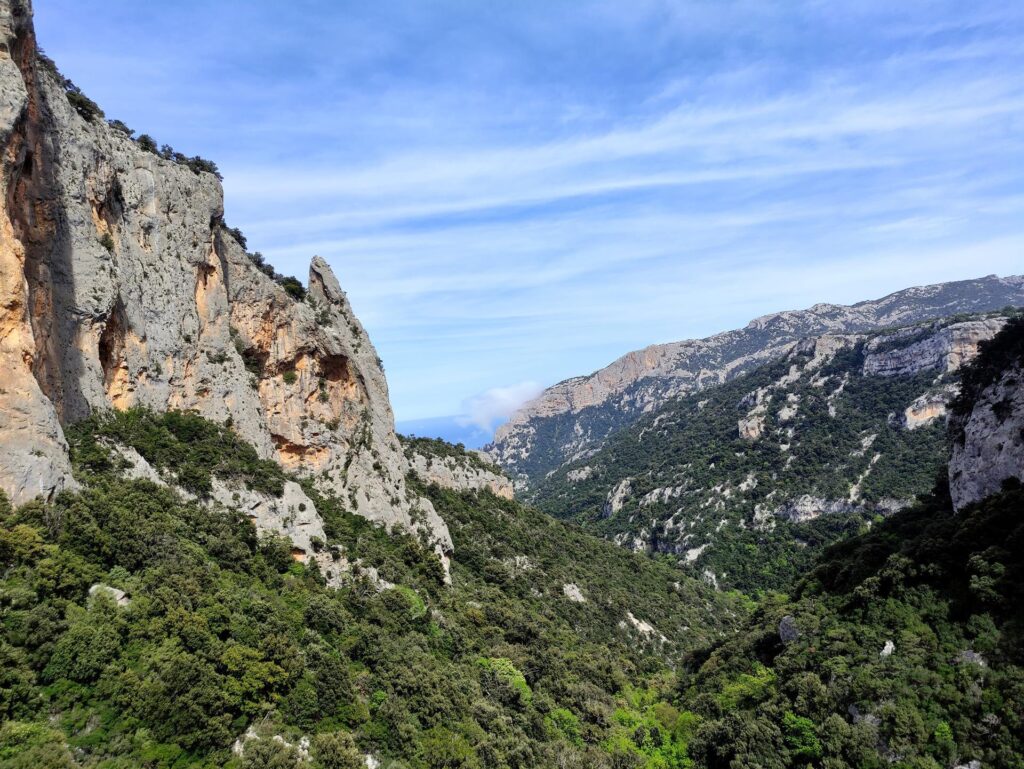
0;413;736;767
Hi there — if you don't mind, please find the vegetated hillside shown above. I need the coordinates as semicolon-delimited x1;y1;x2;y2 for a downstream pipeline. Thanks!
674;318;1024;768
532;313;1014;594
0;409;742;769
488;276;1024;489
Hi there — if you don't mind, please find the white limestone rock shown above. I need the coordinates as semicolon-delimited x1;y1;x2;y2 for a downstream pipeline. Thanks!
862;319;1006;378
489;278;1024;485
88;583;130;607
603;478;633;517
562;583;586;603
407;450;513;499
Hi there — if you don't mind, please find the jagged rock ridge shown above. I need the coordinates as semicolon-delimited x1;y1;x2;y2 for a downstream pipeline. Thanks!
489;275;1024;488
530;314;1012;592
0;0;452;569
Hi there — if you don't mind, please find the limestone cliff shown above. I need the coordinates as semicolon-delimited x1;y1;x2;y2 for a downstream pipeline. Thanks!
407;451;514;499
0;0;451;569
530;313;1013;592
949;318;1024;511
489;276;1024;488
402;437;514;499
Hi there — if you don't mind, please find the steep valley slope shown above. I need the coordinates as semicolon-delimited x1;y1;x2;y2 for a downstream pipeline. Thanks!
0;3;743;767
674;317;1024;769
2;1;1024;768
488;275;1024;490
532;312;1015;593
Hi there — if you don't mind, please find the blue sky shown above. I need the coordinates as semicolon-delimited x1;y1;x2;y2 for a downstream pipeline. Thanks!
36;0;1024;439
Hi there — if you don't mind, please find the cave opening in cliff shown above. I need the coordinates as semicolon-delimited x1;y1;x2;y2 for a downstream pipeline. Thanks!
98;300;127;392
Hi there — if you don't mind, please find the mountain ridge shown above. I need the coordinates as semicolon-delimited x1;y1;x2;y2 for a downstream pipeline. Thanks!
487;273;1024;488
530;311;1013;593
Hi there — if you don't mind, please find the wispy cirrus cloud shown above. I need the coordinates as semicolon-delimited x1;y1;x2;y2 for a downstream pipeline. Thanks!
34;0;1024;427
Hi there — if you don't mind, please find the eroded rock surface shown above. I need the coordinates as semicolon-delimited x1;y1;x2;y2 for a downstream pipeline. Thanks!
950;361;1024;511
407;449;513;499
862;319;1007;377
0;1;451;573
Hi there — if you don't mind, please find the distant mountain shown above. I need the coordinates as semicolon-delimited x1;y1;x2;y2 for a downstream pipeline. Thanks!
530;312;1012;592
486;274;1024;488
396;415;495;449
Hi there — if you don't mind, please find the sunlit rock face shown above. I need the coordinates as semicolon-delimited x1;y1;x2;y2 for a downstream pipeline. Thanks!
0;0;451;572
489;276;1024;488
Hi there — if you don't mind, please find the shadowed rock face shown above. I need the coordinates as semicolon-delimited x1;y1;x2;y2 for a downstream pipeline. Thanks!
0;0;452;570
950;359;1024;512
488;276;1024;488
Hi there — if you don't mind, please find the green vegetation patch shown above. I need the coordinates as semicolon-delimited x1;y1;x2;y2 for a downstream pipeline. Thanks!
66;408;288;498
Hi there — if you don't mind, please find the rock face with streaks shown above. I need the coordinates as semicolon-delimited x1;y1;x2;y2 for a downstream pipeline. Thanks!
949;320;1024;511
488;277;1024;488
862;318;1007;378
0;0;451;571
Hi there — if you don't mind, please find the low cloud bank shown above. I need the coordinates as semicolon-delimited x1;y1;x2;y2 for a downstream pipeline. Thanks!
458;381;544;432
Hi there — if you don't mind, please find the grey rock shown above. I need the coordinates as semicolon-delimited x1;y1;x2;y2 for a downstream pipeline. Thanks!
407;450;513;499
950;361;1024;511
779;615;800;644
774;495;859;523
0;0;75;506
562;583;586;603
488;277;1024;486
848;705;881;729
88;583;130;607
956;650;987;667
603;478;633;517
211;479;325;559
0;5;451;577
862;319;1006;377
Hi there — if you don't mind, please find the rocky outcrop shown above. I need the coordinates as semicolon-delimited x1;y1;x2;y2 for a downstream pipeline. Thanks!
531;314;1007;590
407;449;514;499
902;386;958;430
0;1;451;572
950;360;1024;511
772;495;861;523
862;319;1006;377
603;477;632;517
0;0;75;505
489;277;1024;486
88;583;130;607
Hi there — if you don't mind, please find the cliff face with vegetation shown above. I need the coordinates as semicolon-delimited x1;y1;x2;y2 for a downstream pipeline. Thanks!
489;276;1024;489
3;2;1024;767
531;313;1014;592
0;0;450;567
949;317;1024;511
674;318;1024;769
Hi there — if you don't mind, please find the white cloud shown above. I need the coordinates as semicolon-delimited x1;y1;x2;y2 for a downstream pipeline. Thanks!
35;0;1024;421
458;382;546;431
